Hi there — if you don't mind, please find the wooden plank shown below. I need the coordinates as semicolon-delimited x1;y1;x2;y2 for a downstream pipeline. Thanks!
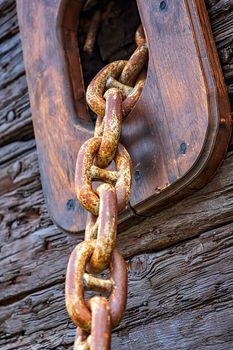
1;223;233;349
0;2;33;146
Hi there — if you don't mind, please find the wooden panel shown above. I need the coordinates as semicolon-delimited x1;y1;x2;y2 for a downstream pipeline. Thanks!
129;0;232;214
16;0;231;233
1;223;233;349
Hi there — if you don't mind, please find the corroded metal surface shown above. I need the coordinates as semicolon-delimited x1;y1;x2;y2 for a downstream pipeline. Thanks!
75;138;132;216
119;44;148;86
65;242;127;331
95;88;122;168
86;61;147;117
66;23;148;349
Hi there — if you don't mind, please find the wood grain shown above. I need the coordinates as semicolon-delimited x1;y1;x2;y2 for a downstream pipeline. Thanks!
1;223;233;349
2;148;233;301
127;0;232;214
17;0;231;233
1;0;233;349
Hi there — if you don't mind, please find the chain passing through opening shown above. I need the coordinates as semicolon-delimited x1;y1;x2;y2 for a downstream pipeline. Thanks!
65;23;148;350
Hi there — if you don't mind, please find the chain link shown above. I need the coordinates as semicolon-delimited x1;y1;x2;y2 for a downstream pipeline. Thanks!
65;23;148;349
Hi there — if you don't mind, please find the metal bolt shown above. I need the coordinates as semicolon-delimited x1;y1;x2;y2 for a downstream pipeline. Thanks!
66;198;75;210
134;169;142;182
160;1;167;11
159;1;168;11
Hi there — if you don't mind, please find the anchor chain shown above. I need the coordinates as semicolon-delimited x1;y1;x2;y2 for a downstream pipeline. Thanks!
65;25;148;349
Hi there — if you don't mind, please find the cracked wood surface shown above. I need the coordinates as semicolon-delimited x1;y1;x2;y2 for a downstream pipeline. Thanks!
1;223;233;349
1;0;233;349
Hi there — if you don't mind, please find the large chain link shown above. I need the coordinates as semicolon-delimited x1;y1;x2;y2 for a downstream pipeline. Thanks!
65;24;147;350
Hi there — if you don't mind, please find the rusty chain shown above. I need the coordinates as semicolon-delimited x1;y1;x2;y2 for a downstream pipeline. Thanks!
65;24;148;350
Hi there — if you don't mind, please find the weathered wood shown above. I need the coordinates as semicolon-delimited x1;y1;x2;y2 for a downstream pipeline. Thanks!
0;142;233;256
1;224;233;349
0;1;32;146
17;0;232;233
1;0;233;349
0;139;35;165
0;142;39;197
2;149;233;303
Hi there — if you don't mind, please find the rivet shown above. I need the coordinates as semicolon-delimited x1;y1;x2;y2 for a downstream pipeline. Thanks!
179;142;187;154
160;1;168;11
66;198;76;211
134;170;142;182
220;118;225;124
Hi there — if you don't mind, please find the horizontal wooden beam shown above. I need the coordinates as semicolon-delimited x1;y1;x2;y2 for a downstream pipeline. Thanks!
1;223;233;349
1;144;233;267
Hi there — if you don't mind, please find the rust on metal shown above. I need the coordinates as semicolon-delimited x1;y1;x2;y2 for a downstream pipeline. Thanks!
108;248;128;328
88;296;111;350
75;138;132;215
121;69;146;117
65;243;128;331
119;44;148;86
86;60;127;117
85;212;99;240
86;60;146;117
73;297;112;350
90;165;118;184
88;183;117;274
95;88;123;168
65;240;95;332
83;273;113;293
74;328;90;350
135;24;146;46
106;77;133;98
75;137;102;216
66;22;148;350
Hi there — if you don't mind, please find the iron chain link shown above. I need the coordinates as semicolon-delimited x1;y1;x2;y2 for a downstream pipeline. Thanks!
65;24;148;350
